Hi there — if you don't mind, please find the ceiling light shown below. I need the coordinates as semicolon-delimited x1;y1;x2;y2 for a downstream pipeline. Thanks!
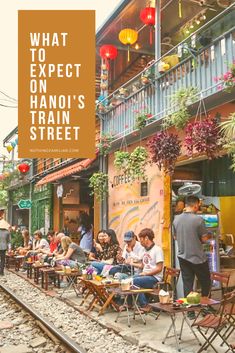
135;43;140;50
196;19;200;25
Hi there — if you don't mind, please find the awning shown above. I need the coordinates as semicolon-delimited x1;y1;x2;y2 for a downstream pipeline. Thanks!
36;158;96;186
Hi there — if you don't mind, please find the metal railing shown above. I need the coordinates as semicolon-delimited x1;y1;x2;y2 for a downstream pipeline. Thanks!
101;4;235;140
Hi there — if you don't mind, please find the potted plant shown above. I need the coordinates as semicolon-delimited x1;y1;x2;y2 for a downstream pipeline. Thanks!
164;107;190;130
89;172;109;201
141;66;154;85
220;112;235;171
114;150;130;173
184;116;223;159
128;146;149;181
163;87;198;129
215;62;235;93
135;113;152;131
96;133;113;156
148;131;181;174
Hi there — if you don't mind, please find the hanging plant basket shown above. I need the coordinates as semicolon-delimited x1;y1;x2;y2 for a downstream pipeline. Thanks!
220;112;235;171
163;87;198;129
114;151;130;173
128;146;149;181
89;172;109;201
135;113;152;131
184;116;223;159
148;131;181;175
96;133;113;156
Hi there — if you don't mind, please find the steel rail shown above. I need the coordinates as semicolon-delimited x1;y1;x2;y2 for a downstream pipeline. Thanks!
0;283;86;353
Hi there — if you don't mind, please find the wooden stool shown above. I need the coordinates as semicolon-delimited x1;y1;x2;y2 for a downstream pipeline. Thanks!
26;262;34;279
40;267;60;291
33;264;49;284
5;255;23;272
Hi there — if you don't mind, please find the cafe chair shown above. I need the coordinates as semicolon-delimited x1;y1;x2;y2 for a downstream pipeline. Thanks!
155;266;181;292
210;271;230;296
192;291;235;353
221;290;235;347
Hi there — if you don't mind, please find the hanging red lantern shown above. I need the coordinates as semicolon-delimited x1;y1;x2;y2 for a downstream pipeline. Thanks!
99;45;118;70
18;163;30;174
99;45;118;60
140;7;155;45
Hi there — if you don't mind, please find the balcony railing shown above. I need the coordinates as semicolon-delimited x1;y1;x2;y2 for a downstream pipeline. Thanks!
101;5;235;140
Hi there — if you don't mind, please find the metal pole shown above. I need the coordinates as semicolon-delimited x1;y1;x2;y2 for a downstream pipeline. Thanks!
155;0;161;61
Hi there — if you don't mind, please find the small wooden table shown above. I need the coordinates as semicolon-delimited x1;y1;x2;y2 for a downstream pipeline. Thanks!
40;267;61;291
150;298;220;352
5;255;24;271
33;264;50;284
110;287;154;327
80;278;120;316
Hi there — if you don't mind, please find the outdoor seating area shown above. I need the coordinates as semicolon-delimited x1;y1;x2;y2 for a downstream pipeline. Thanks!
4;250;235;352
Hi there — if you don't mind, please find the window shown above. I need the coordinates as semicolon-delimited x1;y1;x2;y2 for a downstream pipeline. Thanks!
140;182;148;196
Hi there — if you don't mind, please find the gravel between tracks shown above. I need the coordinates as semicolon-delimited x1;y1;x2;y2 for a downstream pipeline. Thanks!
0;290;65;353
0;272;156;353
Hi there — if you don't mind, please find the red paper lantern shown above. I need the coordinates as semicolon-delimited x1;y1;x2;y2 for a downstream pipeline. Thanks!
99;45;118;61
18;163;30;173
140;7;155;45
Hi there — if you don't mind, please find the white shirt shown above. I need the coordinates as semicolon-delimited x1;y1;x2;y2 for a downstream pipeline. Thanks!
142;244;164;281
36;238;50;250
122;241;145;274
122;241;144;261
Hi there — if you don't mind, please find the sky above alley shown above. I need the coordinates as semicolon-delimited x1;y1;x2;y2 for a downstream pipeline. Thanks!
0;0;121;156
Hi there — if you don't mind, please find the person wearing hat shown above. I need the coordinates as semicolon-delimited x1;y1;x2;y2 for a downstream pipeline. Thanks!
0;209;11;276
109;230;144;277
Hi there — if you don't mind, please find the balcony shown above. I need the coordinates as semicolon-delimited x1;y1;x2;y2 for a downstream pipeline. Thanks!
101;6;235;141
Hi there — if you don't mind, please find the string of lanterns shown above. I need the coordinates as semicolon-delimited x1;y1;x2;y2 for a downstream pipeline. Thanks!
5;137;18;153
99;44;118;108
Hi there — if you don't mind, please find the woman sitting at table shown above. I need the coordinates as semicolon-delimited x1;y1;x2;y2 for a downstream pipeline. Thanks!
91;229;120;274
55;237;86;267
88;230;106;261
17;229;33;255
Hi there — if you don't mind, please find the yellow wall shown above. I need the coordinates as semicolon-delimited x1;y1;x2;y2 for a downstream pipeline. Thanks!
220;196;235;245
108;141;164;249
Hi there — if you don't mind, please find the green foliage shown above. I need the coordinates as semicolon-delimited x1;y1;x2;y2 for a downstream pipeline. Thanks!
128;147;148;181
96;133;113;156
135;114;147;130
163;87;198;129
0;188;8;208
114;151;130;173
10;231;23;249
220;113;235;171
89;172;109;201
114;147;148;182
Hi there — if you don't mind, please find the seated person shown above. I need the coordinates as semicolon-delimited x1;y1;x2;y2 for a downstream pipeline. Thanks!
132;228;164;312
26;230;50;259
17;229;33;255
109;230;144;277
91;229;120;274
37;230;58;263
89;230;106;261
56;236;86;266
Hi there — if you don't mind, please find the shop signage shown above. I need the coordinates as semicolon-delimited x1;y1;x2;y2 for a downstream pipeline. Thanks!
18;199;32;209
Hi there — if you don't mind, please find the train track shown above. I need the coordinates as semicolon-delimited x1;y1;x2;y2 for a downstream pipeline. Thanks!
0;283;86;353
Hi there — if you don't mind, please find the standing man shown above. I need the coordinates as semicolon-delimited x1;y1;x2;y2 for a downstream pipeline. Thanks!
173;195;211;304
0;208;11;276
